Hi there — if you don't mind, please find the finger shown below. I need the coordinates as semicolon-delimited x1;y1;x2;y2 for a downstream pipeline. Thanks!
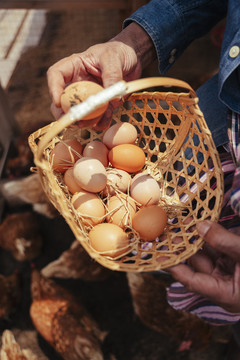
197;221;240;262
73;115;102;129
230;263;240;312
99;50;123;88
201;242;222;261
234;263;240;294
215;255;236;275
92;103;114;131
47;57;76;106
50;103;64;120
188;251;214;274
47;68;66;106
167;263;229;303
110;97;122;109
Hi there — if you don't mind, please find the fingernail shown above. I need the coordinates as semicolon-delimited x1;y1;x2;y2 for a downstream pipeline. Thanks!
196;220;212;237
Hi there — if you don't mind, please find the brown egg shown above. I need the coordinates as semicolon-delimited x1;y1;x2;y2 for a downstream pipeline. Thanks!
108;144;145;173
49;139;82;173
102;122;138;149
71;191;106;226
64;168;83;194
60;81;108;120
103;168;132;196
89;223;130;258
106;194;136;228
73;157;107;193
130;173;161;206
83;140;109;167
132;205;167;241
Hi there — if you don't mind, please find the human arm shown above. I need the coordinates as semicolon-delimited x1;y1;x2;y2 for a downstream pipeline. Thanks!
168;220;240;313
47;0;228;129
124;0;228;74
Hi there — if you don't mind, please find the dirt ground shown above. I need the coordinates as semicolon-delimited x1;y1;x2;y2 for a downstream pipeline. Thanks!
1;8;232;360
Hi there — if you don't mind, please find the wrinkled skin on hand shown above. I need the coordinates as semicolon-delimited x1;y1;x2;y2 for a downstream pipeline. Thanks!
47;22;156;131
47;41;141;131
168;221;240;313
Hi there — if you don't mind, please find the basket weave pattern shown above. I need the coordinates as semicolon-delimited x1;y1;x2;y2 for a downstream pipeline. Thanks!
29;85;223;272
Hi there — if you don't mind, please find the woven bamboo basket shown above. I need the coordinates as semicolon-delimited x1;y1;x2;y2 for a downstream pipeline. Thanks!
28;77;224;272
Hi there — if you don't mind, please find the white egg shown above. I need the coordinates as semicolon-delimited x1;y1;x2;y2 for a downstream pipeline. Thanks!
130;173;161;206
73;157;107;193
102;122;138;149
103;168;132;196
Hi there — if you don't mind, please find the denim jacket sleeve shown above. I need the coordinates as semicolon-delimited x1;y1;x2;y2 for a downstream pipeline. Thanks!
218;0;240;113
124;0;228;74
124;0;240;115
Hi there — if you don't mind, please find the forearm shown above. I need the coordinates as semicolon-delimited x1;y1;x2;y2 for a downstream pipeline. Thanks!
109;22;157;72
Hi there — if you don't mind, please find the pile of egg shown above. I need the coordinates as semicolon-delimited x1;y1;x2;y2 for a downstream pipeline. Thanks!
50;122;167;259
49;81;168;259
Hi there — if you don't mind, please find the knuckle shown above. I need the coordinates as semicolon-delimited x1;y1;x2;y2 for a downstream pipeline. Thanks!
185;280;194;292
46;65;54;77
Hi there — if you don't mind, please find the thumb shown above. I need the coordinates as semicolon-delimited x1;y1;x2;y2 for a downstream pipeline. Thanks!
197;220;240;261
47;67;66;107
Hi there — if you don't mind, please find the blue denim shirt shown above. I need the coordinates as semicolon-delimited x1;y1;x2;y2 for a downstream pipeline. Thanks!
124;0;240;147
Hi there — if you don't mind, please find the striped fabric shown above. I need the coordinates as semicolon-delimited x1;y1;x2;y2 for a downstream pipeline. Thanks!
228;111;240;216
168;282;240;326
231;167;240;216
167;111;240;325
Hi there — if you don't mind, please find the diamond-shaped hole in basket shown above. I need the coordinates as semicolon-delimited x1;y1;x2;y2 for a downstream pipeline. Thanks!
158;113;168;124
133;113;143;123
123;100;132;110
172;100;183;111
135;99;145;109
171;113;181;126
173;160;183;171
208;196;216;210
147;99;157;109
146;112;155;123
159;142;167;153
159;99;169;110
151;154;158;162
154;126;162;138
149;139;156;151
144;125;151;136
120;114;129;122
166;128;176;140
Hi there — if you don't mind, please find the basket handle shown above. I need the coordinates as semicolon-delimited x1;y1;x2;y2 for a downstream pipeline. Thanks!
126;76;196;96
36;77;196;161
